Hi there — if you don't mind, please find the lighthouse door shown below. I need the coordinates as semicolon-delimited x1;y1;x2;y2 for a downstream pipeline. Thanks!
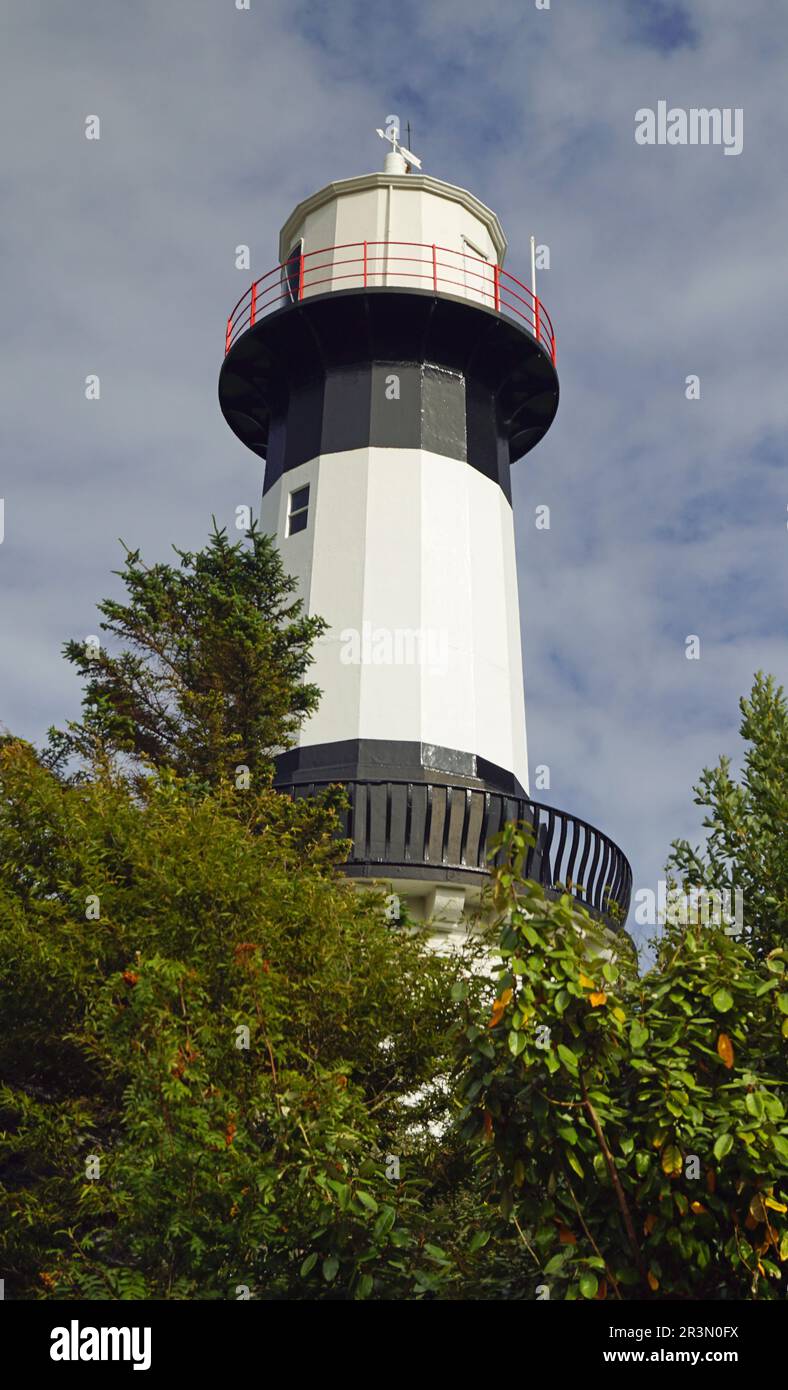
283;239;303;303
461;236;493;308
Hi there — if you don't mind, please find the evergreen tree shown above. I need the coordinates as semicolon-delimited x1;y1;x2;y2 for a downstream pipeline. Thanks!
46;523;325;788
667;673;788;958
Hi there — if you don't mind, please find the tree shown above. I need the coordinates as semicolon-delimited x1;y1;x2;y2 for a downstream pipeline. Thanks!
0;741;466;1300
7;508;786;1302
46;523;326;788
2;521;487;1300
454;822;788;1300
667;672;788;958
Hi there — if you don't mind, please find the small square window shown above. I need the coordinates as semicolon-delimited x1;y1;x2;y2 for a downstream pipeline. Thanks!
286;483;309;537
287;509;308;536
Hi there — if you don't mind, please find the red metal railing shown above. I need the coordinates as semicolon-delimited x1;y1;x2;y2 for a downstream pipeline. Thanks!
223;241;556;364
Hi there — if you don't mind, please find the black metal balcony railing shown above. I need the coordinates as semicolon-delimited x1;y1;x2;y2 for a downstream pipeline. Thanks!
279;779;631;929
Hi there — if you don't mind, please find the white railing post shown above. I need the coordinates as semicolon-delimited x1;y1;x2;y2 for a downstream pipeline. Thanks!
530;234;539;343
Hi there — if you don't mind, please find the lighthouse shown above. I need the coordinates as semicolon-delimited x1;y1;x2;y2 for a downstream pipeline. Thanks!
219;125;631;935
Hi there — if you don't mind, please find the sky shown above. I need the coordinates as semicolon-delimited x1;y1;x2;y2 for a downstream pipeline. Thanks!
1;0;786;955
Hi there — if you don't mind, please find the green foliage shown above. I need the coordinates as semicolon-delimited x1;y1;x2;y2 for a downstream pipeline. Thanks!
667;673;788;957
45;523;326;788
455;822;788;1301
4;507;786;1308
0;742;465;1299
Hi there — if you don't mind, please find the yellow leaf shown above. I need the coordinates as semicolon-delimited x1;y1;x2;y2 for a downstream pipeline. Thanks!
690;1201;706;1215
749;1193;767;1223
661;1144;682;1177
643;1213;657;1235
612;1007;626;1023
717;1033;734;1069
765;1197;787;1213
589;992;607;1007
647;1270;659;1291
579;973;595;989
489;987;513;1026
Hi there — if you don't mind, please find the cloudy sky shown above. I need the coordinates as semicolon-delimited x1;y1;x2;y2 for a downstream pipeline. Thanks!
1;0;785;953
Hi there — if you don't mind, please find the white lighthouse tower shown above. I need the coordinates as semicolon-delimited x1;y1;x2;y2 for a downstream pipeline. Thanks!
219;126;631;935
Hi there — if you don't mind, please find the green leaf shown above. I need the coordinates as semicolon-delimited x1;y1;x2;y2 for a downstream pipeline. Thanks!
566;1149;585;1179
356;1189;378;1213
468;1230;491;1254
322;1255;339;1283
508;1029;526;1057
522;924;545;949
579;1272;599;1299
713;1132;733;1160
424;1243;449;1262
745;1091;765;1120
630;1022;649;1050
557;1043;579;1073
300;1252;318;1278
374;1205;396;1238
712;988;734;1013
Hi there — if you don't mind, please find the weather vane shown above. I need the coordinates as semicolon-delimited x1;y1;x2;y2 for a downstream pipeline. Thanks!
375;116;422;171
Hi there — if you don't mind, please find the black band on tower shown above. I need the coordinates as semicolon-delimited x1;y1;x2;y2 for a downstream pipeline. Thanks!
274;737;528;798
264;361;510;497
219;286;559;501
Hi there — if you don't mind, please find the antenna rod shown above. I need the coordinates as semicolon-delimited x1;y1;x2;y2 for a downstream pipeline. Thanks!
530;234;538;337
